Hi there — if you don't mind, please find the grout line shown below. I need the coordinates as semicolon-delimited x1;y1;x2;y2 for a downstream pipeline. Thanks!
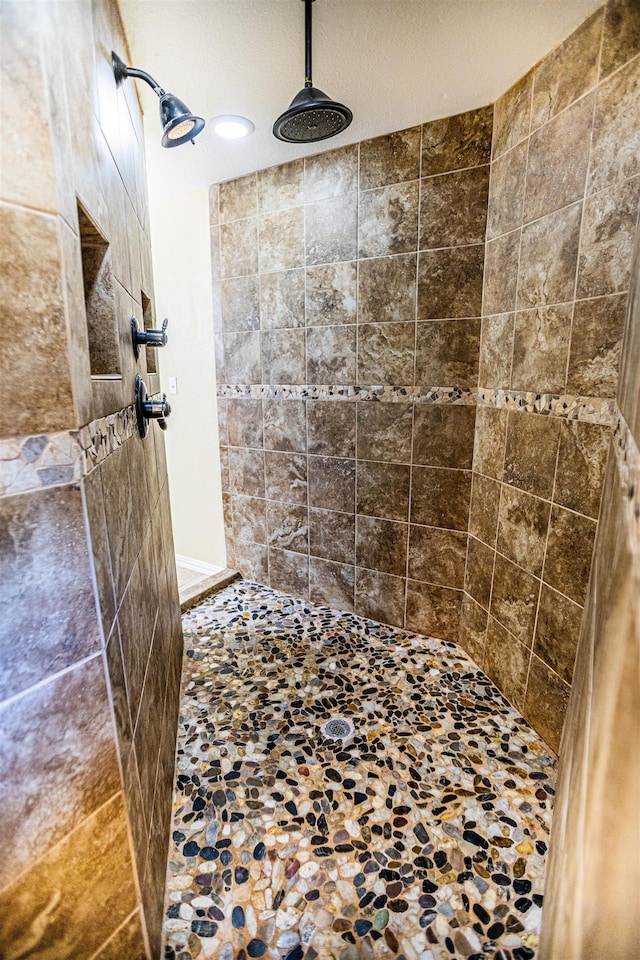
0;650;102;714
0;790;124;898
86;909;145;960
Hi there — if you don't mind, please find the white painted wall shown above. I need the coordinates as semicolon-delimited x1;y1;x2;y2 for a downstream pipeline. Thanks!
150;189;226;570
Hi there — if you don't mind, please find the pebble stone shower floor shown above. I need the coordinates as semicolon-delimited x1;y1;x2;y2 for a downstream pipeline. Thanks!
163;581;556;960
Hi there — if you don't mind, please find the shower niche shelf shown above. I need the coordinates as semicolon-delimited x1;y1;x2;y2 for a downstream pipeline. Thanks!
77;201;121;380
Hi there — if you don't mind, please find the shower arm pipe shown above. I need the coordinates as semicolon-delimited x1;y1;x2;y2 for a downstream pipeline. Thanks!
304;0;315;87
113;54;166;96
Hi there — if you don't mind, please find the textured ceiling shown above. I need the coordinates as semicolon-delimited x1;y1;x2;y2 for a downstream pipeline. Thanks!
118;0;602;202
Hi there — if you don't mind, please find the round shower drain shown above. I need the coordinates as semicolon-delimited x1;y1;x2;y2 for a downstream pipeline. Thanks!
321;717;354;741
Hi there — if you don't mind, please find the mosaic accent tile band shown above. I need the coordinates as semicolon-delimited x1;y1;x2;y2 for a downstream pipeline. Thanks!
163;580;556;960
0;402;143;498
216;384;617;426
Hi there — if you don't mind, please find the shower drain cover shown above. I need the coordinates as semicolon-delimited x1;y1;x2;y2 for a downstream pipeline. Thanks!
321;717;354;741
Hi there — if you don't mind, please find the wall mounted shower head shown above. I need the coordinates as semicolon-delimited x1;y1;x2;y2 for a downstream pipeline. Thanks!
112;52;205;148
273;0;352;143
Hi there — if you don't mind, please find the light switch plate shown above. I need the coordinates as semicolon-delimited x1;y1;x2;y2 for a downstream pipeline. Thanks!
168;376;178;395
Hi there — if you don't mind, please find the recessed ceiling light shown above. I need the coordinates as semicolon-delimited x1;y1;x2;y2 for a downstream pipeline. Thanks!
212;115;255;139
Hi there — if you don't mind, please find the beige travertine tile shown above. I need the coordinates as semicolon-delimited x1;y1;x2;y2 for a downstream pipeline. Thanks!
410;466;472;531
524;93;594;223
220;276;260;332
531;10;603;129
405;580;462;641
0;657;121;888
357;321;415;384
263;399;307;453
415;319;480;387
421;105;493;176
223;331;261;382
309;456;356;513
464;535;495;609
304;144;358;202
543;505;597;605
534;583;583;684
479;313;514;388
359;126;421;190
0;204;74;436
93;910;146;960
420;165;489;248
307;325;356;383
0;793;136;959
269;546;309;595
490;552;541;647
503;411;560;499
577;175;640;298
600;0;640;80
305;194;357;266
523;654;570;752
356;402;413;463
566;293;627;397
356;460;410;521
261;328;306;383
309;557;355;611
413;405;476;469
408;525;467;588
458;593;488;665
355;567;406;628
472;405;507;480
232;494;267;544
259;269;305;329
358;181;419;259
258;159;303;214
357;254;417;324
259;207;304;273
235;540;268;583
554;420;611;519
493;71;533;159
356;515;408;576
307;401;356;457
309;508;355;565
588;54;640;194
517;203;582;308
227;398;263;449
219;173;257;222
483;230;520;316
265;451;307;505
418;243;484;319
487;141;527;240
228;446;266;499
469;473;501;547
306;261;357;325
497;485;551;577
484;616;529;709
220;217;258;277
266;500;309;554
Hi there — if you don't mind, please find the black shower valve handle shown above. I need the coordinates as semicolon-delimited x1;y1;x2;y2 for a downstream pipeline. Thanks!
130;316;169;360
135;375;171;437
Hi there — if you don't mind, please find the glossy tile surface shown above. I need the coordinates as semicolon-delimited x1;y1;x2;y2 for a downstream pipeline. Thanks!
163;581;556;960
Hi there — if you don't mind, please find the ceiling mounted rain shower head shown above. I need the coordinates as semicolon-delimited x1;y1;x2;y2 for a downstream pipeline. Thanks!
273;0;352;143
112;52;205;148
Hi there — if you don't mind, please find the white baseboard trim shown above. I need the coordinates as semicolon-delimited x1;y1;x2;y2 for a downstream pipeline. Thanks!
175;554;224;577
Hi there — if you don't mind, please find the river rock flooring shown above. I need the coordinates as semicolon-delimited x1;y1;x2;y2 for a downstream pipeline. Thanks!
163;581;556;960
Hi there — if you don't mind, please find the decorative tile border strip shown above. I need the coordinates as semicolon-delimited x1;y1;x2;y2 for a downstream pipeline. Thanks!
216;383;476;404
217;383;617;425
476;388;617;426
613;411;640;562
0;404;137;498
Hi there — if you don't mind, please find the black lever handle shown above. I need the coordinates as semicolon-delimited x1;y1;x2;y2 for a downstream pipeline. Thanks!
135;375;171;438
131;317;168;360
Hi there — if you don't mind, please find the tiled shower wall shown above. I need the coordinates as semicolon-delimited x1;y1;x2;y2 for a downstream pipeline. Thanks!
214;0;639;752
461;0;640;750
214;107;492;637
0;1;182;956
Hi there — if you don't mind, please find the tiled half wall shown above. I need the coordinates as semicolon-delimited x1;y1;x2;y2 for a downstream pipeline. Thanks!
0;1;182;957
213;0;640;752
